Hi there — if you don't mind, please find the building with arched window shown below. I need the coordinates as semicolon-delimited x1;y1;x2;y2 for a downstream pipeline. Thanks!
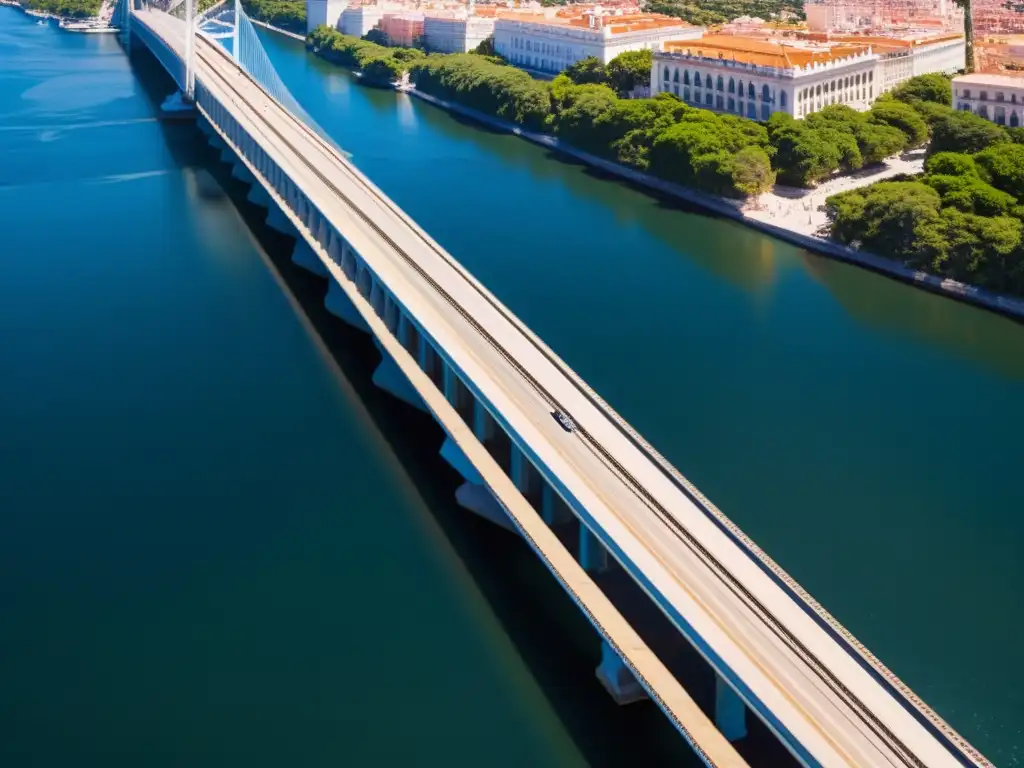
492;10;700;76
651;35;879;120
954;73;1024;128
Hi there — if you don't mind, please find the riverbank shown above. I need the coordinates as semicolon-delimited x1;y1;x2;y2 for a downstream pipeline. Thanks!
400;86;1024;321
248;17;303;41
1;0;114;30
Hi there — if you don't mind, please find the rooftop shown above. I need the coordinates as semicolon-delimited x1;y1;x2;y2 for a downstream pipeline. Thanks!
954;72;1024;85
663;34;870;68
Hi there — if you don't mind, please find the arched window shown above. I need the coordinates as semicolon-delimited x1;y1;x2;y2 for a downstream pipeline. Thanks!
855;73;861;85
728;77;736;94
762;83;770;102
728;97;736;112
748;82;755;99
706;74;713;89
780;90;787;108
705;92;713;106
693;71;701;88
717;75;724;91
716;94;724;109
747;102;756;119
663;66;670;82
673;69;679;83
831;80;836;92
761;104;770;121
683;70;690;85
816;84;822;96
869;71;874;82
683;87;691;101
738;80;744;97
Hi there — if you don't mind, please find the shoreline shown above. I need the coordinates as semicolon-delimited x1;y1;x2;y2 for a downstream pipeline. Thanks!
292;28;1024;321
403;87;1024;322
248;17;304;41
1;0;115;31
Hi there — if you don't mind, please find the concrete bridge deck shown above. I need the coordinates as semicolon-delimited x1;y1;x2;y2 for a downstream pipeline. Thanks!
130;10;989;767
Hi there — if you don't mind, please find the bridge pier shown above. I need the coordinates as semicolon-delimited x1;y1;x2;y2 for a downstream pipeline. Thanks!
266;204;297;236
247;184;271;208
372;339;426;412
325;278;370;332
440;437;517;533
596;639;648;706
715;675;748;742
292;240;329;277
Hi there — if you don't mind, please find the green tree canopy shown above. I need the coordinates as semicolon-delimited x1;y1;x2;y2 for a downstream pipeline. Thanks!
974;143;1024;199
924;151;980;178
889;73;952;106
869;100;929;147
565;56;609;85
930;110;1010;155
606;49;653;94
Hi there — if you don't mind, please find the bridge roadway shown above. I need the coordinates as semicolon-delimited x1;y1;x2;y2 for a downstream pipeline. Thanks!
132;10;987;767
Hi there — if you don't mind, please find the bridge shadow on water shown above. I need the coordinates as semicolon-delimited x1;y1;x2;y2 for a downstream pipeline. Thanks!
130;43;796;768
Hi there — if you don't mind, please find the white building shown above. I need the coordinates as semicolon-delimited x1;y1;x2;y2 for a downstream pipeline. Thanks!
827;34;965;93
307;0;347;34
340;5;385;38
423;14;497;53
954;73;1024;127
652;36;879;120
493;11;700;75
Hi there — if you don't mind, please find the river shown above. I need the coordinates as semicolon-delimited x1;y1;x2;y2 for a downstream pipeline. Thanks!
1;11;704;767
2;8;1022;765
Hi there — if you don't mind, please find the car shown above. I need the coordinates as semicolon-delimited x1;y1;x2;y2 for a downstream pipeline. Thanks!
551;410;576;433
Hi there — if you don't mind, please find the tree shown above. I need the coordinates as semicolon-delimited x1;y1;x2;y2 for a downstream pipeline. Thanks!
924;151;980;177
1008;127;1024;145
854;122;907;164
472;37;499;57
929;110;1010;155
889;73;953;106
728;146;776;197
825;181;945;260
974;143;1024;199
951;0;975;72
925;174;1017;216
869;100;929;147
606;49;653;95
362;28;389;46
565;56;609;86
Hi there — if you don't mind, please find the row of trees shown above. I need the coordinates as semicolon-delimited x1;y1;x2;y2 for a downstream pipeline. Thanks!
241;0;305;33
826;106;1024;294
308;26;424;86
23;0;100;18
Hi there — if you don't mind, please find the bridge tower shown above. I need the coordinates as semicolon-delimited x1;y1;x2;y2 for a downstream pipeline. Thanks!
183;0;196;100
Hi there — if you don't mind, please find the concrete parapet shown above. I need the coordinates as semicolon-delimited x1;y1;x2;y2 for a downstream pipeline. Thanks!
292;240;329;278
596;639;648;706
325;278;370;332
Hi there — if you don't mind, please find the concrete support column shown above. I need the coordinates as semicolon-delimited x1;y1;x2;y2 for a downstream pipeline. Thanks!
595;640;647;705
579;524;609;574
372;339;426;412
715;675;748;742
325;278;370;332
266;204;297;236
440;437;517;534
473;400;496;444
246;182;271;208
291;240;328;277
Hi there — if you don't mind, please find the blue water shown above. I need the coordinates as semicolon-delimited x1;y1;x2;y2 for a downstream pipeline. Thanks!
0;12;634;766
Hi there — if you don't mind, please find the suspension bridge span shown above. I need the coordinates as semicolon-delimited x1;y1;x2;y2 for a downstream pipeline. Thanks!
117;5;992;766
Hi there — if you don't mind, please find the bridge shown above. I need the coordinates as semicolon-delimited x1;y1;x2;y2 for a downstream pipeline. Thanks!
117;4;992;766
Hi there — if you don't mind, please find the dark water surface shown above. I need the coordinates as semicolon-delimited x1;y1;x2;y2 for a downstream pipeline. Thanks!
258;31;1024;765
2;11;703;767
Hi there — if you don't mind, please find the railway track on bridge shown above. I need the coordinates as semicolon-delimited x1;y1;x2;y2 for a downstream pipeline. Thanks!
140;19;990;766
